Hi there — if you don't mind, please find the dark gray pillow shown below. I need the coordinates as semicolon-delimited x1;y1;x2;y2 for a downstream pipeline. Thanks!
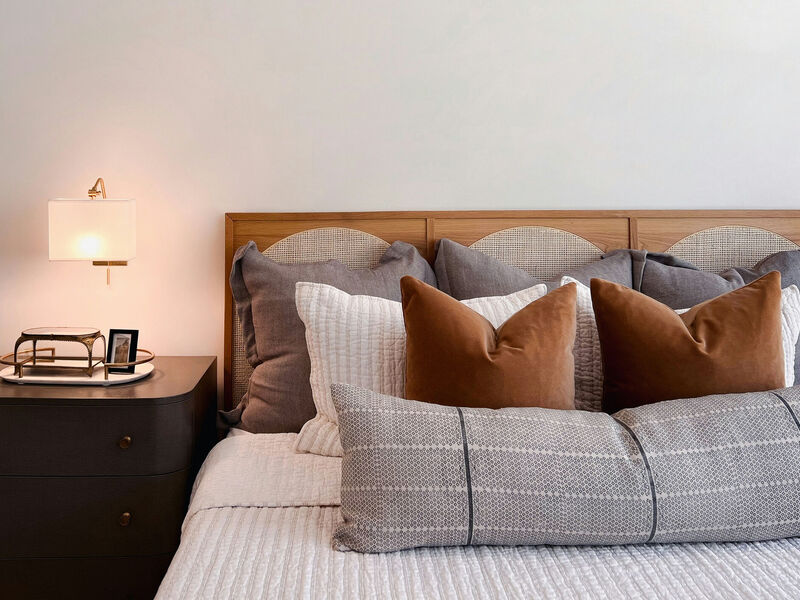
636;250;800;379
332;382;800;553
638;250;800;308
224;241;435;434
434;238;642;300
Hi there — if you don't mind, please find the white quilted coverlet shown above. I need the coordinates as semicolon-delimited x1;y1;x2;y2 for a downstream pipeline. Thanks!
157;432;800;600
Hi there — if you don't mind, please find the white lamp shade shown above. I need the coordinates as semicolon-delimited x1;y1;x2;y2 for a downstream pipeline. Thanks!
48;198;136;261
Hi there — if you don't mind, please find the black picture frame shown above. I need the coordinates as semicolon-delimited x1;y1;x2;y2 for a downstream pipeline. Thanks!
106;329;139;374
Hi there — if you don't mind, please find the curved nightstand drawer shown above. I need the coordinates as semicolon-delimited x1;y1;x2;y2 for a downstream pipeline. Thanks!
1;553;174;600
0;470;188;559
0;401;194;476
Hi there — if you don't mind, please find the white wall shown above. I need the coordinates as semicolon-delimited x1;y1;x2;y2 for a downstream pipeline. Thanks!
2;1;800;401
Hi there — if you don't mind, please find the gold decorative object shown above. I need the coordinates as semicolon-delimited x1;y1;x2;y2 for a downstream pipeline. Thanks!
87;177;107;199
0;327;154;382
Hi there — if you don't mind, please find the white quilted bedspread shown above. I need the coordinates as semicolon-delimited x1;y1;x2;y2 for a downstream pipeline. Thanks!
157;432;800;600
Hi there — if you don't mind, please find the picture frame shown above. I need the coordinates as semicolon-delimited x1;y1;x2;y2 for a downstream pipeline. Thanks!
106;329;139;374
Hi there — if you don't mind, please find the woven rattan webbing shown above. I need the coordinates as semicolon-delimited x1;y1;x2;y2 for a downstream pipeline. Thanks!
667;226;798;273
230;222;800;408
469;226;603;280
231;228;390;407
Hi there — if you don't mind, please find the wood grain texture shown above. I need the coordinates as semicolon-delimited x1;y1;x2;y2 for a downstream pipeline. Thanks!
432;217;629;251
223;210;800;410
230;217;428;256
634;217;800;251
224;215;235;410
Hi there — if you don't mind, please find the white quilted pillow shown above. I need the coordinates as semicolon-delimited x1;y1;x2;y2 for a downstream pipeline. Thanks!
779;286;800;386
294;281;548;457
561;277;800;412
561;276;603;411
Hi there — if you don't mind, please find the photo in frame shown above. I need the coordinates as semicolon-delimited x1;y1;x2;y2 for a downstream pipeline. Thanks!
106;329;139;374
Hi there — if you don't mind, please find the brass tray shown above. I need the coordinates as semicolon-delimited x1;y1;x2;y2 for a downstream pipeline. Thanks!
0;327;155;382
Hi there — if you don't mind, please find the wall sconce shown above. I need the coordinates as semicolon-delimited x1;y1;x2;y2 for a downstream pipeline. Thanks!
48;178;136;285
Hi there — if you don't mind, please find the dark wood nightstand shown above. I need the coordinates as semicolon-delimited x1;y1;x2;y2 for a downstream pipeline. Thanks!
0;356;217;600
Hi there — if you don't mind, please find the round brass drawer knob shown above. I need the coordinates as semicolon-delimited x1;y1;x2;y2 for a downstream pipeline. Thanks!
119;512;132;527
118;435;132;449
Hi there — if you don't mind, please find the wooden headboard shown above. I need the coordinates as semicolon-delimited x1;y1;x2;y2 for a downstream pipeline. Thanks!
224;210;800;410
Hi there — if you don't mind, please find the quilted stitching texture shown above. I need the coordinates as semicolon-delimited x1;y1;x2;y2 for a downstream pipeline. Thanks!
562;276;603;411
780;285;800;385
293;282;549;457
157;432;800;600
158;505;800;600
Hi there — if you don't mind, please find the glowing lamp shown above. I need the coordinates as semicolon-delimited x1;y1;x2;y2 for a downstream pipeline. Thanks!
48;178;136;284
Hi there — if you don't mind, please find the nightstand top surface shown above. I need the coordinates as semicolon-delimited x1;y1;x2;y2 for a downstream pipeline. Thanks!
0;356;216;405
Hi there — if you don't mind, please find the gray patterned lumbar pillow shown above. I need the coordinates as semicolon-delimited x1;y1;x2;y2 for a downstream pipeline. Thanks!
331;383;800;553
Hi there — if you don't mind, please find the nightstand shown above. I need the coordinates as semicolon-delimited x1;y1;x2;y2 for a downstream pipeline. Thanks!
0;356;217;600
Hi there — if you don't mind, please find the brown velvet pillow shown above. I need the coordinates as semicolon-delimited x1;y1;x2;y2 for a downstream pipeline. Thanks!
401;276;577;410
591;271;785;413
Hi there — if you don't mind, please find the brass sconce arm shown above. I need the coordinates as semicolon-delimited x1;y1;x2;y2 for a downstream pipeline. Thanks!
88;177;106;199
89;177;126;283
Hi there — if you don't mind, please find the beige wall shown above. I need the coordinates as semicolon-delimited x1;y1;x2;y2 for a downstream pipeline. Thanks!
2;2;800;401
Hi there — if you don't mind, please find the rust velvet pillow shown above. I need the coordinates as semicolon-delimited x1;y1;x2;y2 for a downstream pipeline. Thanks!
591;272;785;413
401;276;577;410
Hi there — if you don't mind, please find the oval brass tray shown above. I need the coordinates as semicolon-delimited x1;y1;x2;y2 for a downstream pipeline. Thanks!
1;341;155;383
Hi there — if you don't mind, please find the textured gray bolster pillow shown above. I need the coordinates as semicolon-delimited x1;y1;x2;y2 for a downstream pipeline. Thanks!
331;383;800;553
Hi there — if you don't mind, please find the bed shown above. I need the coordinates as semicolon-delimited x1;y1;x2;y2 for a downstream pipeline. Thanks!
158;429;800;599
158;210;800;599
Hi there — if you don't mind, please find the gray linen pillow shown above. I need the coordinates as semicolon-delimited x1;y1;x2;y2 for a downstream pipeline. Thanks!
638;250;800;308
332;383;800;553
637;250;800;379
434;238;642;299
224;241;435;433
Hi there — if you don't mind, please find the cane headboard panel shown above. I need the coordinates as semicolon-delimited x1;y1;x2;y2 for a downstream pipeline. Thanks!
665;226;798;272
469;227;603;280
224;210;800;410
230;227;392;410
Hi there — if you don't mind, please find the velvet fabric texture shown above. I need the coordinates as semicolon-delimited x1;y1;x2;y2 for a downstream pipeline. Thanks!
633;249;800;381
591;272;785;413
401;276;577;410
